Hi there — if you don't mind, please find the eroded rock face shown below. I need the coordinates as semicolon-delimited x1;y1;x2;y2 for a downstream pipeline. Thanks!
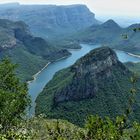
0;4;100;38
0;19;28;50
0;39;16;49
54;47;129;103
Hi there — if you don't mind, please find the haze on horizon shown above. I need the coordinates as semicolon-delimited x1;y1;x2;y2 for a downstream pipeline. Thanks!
0;0;140;17
0;0;140;26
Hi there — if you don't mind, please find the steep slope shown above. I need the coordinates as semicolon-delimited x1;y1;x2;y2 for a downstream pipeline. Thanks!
125;62;140;76
0;19;70;81
36;47;140;126
73;19;140;55
0;3;100;39
116;23;140;54
79;19;122;43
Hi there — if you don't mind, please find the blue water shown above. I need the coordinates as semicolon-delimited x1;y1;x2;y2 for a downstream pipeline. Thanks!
28;44;140;116
115;50;140;63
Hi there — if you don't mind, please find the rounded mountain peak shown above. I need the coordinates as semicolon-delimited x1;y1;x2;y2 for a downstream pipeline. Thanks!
75;47;118;66
102;19;120;28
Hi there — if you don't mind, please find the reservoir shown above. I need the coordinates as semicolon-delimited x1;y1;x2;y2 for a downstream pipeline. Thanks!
28;44;140;116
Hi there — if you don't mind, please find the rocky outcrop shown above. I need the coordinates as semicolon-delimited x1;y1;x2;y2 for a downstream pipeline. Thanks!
53;47;129;103
0;19;27;50
36;47;135;125
0;39;17;49
0;19;70;58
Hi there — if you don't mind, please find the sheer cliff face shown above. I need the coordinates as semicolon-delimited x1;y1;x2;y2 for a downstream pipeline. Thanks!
54;47;129;103
0;4;100;38
0;20;28;50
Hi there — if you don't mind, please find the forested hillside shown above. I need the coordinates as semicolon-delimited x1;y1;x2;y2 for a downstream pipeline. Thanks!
1;54;140;140
0;19;70;81
36;47;140;126
70;19;140;55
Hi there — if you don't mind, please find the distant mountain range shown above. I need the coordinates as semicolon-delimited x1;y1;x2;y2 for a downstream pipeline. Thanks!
0;3;100;39
0;2;19;7
2;3;140;55
36;47;140;125
72;19;140;55
0;3;102;81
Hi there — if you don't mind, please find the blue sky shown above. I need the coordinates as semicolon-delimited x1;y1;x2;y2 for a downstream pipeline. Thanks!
0;0;139;17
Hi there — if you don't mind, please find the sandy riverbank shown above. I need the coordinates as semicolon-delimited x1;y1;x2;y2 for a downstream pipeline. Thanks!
27;55;71;84
27;62;51;84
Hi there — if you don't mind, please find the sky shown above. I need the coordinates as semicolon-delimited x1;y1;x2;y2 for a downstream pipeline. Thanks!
0;0;140;18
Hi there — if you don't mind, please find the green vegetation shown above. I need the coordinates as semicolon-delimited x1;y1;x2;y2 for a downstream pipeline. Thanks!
0;58;30;139
36;68;140;126
25;114;140;140
1;58;140;139
125;62;140;76
67;20;140;55
28;116;83;140
13;115;140;140
52;41;82;49
1;47;48;81
0;19;71;81
35;47;140;127
1;14;140;140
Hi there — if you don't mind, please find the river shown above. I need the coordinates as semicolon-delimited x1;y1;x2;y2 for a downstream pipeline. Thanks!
28;44;140;116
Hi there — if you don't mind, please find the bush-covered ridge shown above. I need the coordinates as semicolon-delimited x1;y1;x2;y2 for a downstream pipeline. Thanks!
35;47;140;126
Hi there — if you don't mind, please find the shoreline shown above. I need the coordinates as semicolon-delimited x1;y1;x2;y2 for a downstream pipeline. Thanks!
127;52;140;58
27;55;71;84
27;62;51;84
114;48;140;59
52;55;70;62
27;49;140;84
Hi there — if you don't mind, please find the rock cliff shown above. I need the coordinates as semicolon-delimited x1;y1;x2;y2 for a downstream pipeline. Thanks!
35;47;137;126
0;4;100;38
54;47;129;103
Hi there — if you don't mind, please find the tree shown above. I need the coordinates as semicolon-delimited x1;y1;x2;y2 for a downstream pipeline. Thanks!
83;74;139;140
0;58;30;133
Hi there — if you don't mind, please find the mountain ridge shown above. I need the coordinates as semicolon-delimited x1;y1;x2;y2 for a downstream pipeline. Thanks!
101;19;121;28
54;47;129;103
0;19;71;81
71;19;140;55
35;47;140;126
0;4;100;39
